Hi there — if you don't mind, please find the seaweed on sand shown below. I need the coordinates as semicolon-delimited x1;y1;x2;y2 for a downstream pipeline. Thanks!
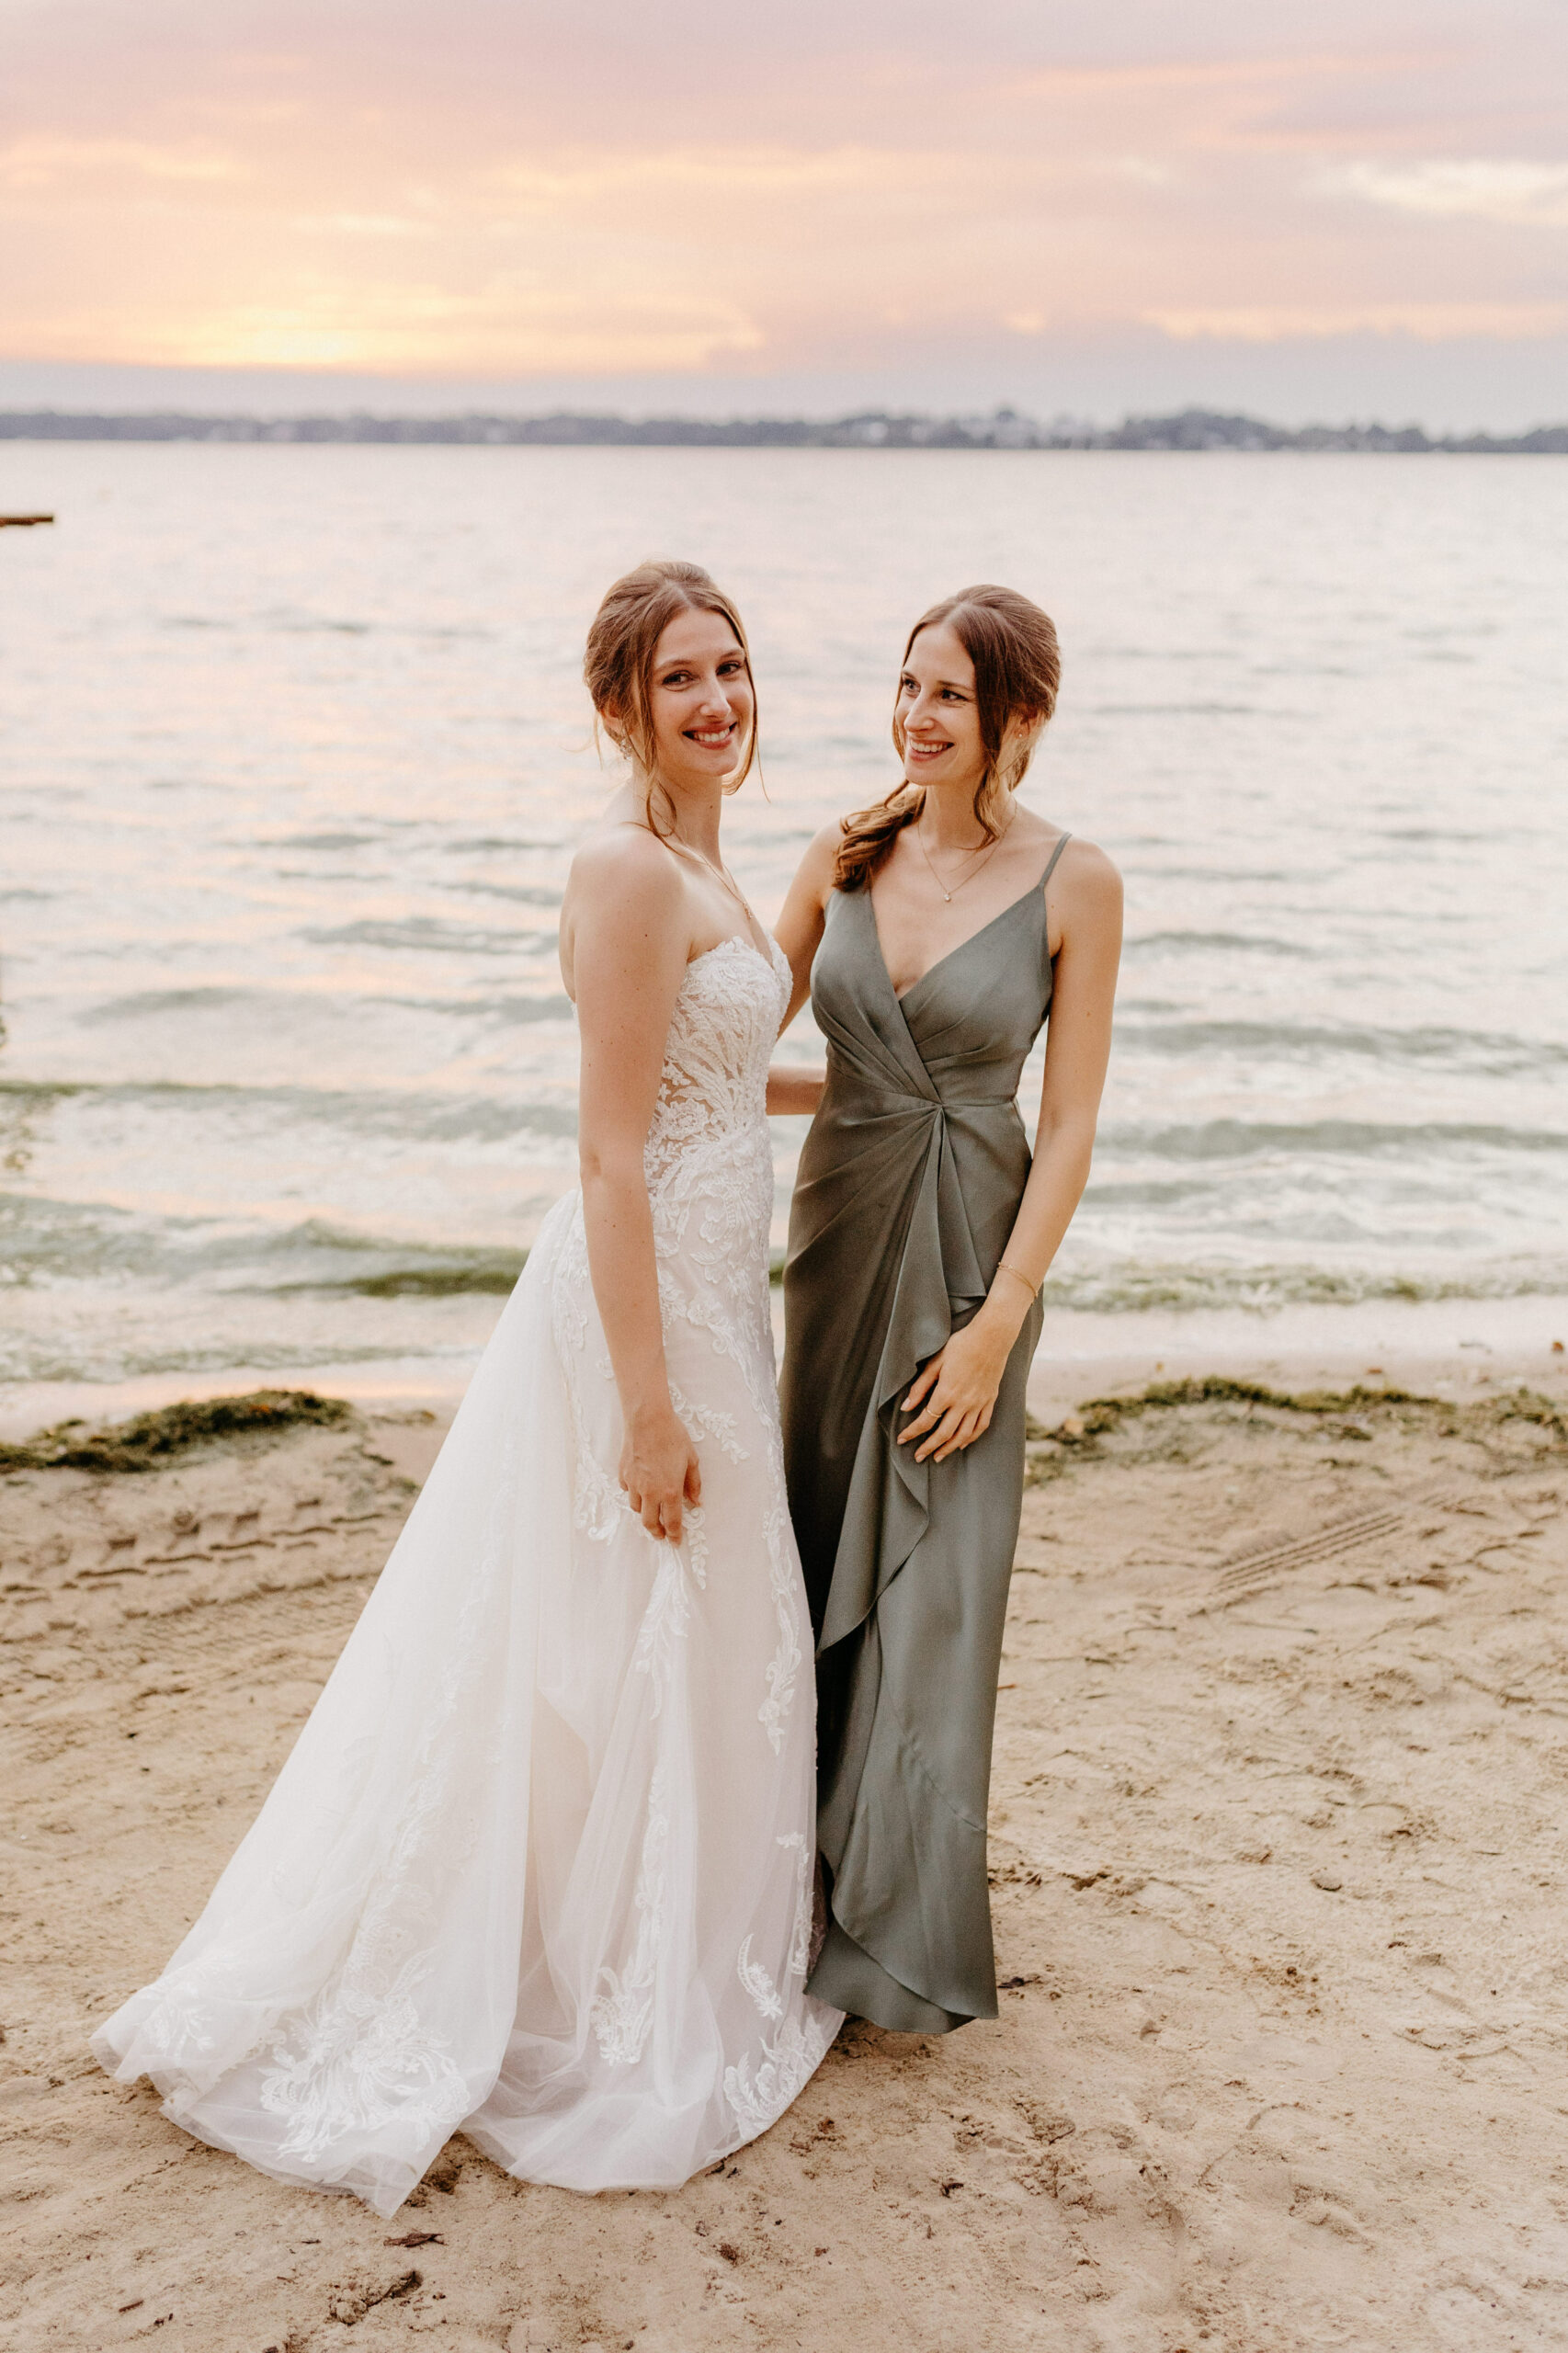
0;1388;353;1475
1025;1375;1568;1481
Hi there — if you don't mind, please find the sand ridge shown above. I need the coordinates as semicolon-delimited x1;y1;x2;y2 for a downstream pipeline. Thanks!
3;1373;1567;2350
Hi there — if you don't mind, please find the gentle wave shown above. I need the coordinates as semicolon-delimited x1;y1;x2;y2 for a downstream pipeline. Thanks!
1099;1117;1568;1161
79;986;255;1026
6;1187;1565;1318
1122;930;1317;960
6;1254;1568;1392
302;918;555;957
0;1083;578;1143
1110;1020;1568;1074
163;609;501;642
0;1329;488;1387
8;1082;1566;1175
74;985;574;1029
445;881;563;906
1040;1259;1568;1313
1087;699;1264;718
275;830;382;850
377;991;574;1022
0;1200;532;1291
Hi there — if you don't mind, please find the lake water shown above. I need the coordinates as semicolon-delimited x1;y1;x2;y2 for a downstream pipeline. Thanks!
2;443;1565;1415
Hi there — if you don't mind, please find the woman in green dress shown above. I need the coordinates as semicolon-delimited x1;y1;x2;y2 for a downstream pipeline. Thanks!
768;585;1122;2033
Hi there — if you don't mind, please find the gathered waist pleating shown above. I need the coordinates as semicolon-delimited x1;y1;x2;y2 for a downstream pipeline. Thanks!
818;1053;1021;1114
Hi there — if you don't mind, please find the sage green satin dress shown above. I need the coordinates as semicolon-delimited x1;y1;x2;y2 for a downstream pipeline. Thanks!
781;836;1070;2034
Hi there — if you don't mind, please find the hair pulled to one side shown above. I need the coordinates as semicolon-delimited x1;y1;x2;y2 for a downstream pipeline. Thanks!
583;560;758;828
834;583;1061;892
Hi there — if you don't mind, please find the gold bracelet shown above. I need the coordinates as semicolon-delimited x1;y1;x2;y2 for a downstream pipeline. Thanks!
994;1256;1040;1301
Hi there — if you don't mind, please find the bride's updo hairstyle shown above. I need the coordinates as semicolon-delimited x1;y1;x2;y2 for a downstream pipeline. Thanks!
834;583;1061;892
584;559;759;811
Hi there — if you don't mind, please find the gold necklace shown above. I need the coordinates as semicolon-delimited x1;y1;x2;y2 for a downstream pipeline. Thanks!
674;833;756;918
915;810;1010;904
625;817;756;917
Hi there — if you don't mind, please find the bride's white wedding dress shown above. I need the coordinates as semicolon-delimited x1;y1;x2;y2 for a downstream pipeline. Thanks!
92;932;841;2216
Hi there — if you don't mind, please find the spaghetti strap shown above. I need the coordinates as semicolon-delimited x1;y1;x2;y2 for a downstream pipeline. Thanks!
1039;829;1073;892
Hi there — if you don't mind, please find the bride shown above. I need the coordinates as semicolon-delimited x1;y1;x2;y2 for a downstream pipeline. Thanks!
92;559;841;2216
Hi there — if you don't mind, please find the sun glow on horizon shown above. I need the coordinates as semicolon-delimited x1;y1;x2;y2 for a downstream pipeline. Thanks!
2;3;1565;392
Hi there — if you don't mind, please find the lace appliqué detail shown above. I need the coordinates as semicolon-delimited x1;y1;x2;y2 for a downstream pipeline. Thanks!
550;1208;624;1545
589;1761;672;2067
256;1434;519;2164
781;1831;812;1981
735;1937;785;2022
758;1503;802;1756
641;938;779;1195
734;1834;812;2025
724;2012;836;2139
667;1381;746;1467
255;1524;513;2154
631;1509;708;1718
258;1955;467;2164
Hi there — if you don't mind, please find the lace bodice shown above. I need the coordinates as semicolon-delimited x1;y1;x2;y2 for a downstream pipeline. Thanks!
643;934;790;1193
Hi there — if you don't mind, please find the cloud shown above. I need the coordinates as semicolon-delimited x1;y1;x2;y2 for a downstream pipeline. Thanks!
1148;301;1568;341
0;136;246;189
2;0;1566;396
1331;158;1568;228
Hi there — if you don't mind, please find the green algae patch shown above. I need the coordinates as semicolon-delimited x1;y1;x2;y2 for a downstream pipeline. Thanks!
330;1266;519;1298
1025;1375;1568;1482
0;1388;354;1475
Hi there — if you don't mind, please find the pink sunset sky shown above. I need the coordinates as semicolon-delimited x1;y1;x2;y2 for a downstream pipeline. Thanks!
3;0;1565;426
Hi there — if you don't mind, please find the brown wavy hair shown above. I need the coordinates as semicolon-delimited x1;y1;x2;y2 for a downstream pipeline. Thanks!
835;584;1061;892
583;561;758;824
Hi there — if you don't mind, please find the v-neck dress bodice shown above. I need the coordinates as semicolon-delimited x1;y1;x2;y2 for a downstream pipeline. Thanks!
780;844;1066;2034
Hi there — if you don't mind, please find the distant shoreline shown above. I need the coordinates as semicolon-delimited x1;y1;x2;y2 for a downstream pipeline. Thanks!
3;403;1565;453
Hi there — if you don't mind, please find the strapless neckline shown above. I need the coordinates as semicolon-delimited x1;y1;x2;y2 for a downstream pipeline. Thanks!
686;930;782;981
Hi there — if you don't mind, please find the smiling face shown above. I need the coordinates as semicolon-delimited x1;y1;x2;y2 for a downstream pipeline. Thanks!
644;607;755;793
894;621;987;795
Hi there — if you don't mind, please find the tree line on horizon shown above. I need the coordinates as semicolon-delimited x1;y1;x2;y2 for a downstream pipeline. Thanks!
1;404;1564;453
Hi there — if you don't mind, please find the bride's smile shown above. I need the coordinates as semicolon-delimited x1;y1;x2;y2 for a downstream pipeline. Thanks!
645;611;754;786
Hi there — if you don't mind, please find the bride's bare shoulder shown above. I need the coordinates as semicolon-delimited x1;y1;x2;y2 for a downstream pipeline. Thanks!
566;824;684;917
559;826;690;998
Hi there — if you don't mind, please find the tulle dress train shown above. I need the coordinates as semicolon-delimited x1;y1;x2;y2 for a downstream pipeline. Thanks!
92;934;840;2216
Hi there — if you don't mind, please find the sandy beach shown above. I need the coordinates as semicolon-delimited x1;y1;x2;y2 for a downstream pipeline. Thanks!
4;1349;1568;2352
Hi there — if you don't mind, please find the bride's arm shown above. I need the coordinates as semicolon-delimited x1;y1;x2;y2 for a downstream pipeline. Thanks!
765;822;839;1113
568;833;702;1541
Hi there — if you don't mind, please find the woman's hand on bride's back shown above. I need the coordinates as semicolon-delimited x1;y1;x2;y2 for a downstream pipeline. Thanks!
620;1401;702;1541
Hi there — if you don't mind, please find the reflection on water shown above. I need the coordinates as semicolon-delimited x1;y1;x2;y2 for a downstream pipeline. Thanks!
1;444;1564;1391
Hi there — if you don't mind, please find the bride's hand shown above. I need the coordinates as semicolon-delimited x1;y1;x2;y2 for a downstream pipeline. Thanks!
620;1401;702;1541
897;1321;1014;1463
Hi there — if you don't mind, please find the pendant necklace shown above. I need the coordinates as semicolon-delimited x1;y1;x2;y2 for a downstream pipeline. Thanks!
915;809;1010;903
626;812;756;923
699;847;754;917
675;835;756;920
